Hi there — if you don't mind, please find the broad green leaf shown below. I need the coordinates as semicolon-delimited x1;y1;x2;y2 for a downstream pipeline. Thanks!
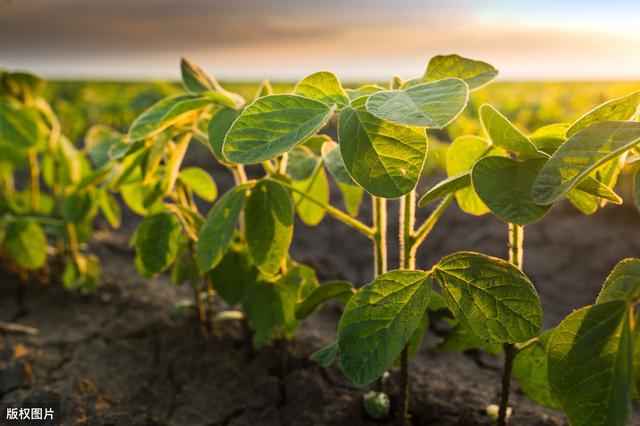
84;125;123;168
471;157;551;225
437;322;502;355
567;188;599;215
446;135;500;215
129;94;213;141
208;107;241;161
242;265;307;347
573;175;622;204
321;140;354;185
434;252;542;344
417;172;471;207
480;104;540;157
548;301;632;426
3;219;46;270
292;166;329;226
395;313;430;363
62;254;100;294
532;121;640;205
566;91;640;138
422;54;498;91
302;133;330;155
286;146;320;181
529;123;569;155
223;94;335;163
0;100;40;148
97;190;121;229
347;85;384;101
337;181;364;217
208;237;260;306
338;270;432;385
294;71;349;106
366;78;468;128
245;179;293;276
170;252;199;286
512;330;560;409
62;190;97;224
596;258;640;304
179;167;217;202
134;212;182;275
295;280;354;320
195;185;247;273
311;341;338;367
338;107;427;198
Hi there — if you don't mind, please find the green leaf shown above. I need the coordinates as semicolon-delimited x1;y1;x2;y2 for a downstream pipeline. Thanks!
223;94;335;164
437;322;502;355
596;258;640;304
294;71;349;107
480;104;540;157
366;78;468;128
567;91;640;138
512;330;560;409
292;166;329;226
208;238;260;306
446;135;501;215
84;125;123;168
311;340;338;368
179;167;217;202
573;175;622;204
337;270;432;386
134;212;182;275
128;94;213;141
321;140;354;185
338;107;427;198
418;172;471;207
286;146;320;181
295;280;354;320
208;107;242;161
529;123;569;155
3;219;46;270
62;190;97;224
0;100;40;148
548;301;632;426
242;265;307;347
195;185;247;273
245;179;293;277
471;157;551;225
180;58;216;93
422;54;498;91
532;121;640;205
433;252;542;344
98;190;121;229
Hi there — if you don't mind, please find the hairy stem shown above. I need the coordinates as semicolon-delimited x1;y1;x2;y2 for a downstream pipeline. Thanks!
231;164;248;234
412;194;454;250
27;148;40;212
372;196;388;276
498;223;524;426
398;190;416;426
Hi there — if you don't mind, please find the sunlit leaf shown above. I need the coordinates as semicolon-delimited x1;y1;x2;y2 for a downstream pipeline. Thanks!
566;91;640;137
421;54;498;90
179;167;217;202
294;71;349;107
480;104;540;157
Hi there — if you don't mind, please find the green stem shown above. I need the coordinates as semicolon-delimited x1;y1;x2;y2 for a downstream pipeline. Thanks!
498;223;524;426
398;190;416;426
27;148;40;212
268;178;374;238
412;194;454;251
372;196;388;276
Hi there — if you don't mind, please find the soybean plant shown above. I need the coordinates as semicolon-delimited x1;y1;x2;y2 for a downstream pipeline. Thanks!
0;71;110;292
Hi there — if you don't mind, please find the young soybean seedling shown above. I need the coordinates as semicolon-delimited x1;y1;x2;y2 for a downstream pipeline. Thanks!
0;71;109;293
421;91;640;424
317;54;500;425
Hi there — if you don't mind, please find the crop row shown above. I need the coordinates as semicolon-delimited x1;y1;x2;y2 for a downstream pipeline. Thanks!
1;55;639;426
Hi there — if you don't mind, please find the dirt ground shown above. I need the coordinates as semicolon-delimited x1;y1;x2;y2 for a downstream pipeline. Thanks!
2;162;640;425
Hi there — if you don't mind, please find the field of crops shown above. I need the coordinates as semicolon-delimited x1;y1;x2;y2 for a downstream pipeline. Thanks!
2;57;640;426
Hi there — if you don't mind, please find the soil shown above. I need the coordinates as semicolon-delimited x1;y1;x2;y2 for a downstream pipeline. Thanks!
2;159;640;425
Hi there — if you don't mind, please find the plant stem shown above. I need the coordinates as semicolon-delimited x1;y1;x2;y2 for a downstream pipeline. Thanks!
268;178;375;238
66;222;80;261
231;164;248;234
27;148;40;212
398;190;416;426
412;194;454;250
372;196;388;276
498;223;524;426
165;132;191;196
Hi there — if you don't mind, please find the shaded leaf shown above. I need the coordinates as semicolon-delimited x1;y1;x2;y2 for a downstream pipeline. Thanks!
3;219;46;270
134;212;182;275
296;280;354;320
208;107;242;161
418;172;470;207
596;258;640;304
311;340;338;368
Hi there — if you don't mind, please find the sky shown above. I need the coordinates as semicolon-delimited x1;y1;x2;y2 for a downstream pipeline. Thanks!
1;0;640;81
